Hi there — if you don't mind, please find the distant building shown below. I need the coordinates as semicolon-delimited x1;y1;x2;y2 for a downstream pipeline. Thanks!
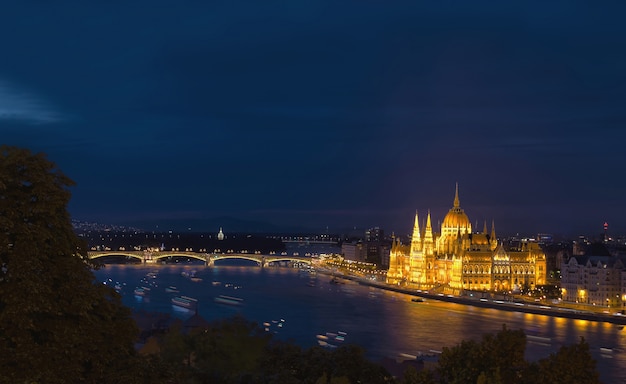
217;227;225;241
537;233;554;244
365;227;383;242
542;242;571;285
342;241;366;262
379;242;391;268
364;227;390;267
561;243;626;310
387;184;547;292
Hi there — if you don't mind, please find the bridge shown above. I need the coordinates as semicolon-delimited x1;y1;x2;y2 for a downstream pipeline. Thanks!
87;251;314;267
280;240;338;244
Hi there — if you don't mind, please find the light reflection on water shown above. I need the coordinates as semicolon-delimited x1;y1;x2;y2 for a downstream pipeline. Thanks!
95;263;625;383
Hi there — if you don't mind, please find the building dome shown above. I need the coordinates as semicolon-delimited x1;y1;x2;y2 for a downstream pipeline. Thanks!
440;183;472;233
442;208;471;230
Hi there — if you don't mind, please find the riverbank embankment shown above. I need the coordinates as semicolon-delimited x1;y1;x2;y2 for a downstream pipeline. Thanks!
321;270;626;326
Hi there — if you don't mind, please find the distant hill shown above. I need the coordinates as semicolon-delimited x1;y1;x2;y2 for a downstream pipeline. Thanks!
72;219;143;233
155;216;286;233
80;216;316;234
73;216;384;236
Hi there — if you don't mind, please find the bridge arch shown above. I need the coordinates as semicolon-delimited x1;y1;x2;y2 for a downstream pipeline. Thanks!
89;252;145;262
88;251;210;264
210;255;263;266
152;253;209;263
264;257;312;265
88;251;314;267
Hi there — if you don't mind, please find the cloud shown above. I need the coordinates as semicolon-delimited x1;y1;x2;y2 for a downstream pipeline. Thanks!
0;80;63;124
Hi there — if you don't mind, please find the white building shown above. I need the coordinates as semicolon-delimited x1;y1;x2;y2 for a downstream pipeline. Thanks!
561;254;625;310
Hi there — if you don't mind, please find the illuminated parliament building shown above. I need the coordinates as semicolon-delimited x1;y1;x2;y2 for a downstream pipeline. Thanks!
386;185;546;292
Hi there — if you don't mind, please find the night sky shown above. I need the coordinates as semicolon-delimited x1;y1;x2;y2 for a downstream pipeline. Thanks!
2;2;625;237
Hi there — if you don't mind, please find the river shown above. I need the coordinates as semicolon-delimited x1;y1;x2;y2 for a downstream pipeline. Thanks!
94;262;626;383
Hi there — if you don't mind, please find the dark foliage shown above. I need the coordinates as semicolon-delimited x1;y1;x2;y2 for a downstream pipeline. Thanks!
433;325;600;384
0;146;141;383
152;315;394;384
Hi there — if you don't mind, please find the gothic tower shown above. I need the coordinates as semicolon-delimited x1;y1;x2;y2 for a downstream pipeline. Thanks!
423;211;436;284
436;183;472;254
410;211;422;255
409;211;426;284
490;220;497;251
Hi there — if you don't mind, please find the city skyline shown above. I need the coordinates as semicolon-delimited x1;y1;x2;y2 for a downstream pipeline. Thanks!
2;2;625;237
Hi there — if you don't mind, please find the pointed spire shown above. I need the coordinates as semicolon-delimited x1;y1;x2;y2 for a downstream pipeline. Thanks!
424;210;433;242
410;211;424;255
423;210;434;255
412;210;421;242
483;220;488;234
453;182;460;208
490;220;497;250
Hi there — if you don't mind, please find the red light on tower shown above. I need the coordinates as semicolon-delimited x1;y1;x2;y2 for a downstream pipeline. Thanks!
604;222;609;231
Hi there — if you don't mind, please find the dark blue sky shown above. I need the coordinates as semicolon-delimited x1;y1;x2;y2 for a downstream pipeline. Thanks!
2;1;625;237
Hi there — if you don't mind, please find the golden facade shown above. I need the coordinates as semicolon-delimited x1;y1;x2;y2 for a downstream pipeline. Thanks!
386;185;546;292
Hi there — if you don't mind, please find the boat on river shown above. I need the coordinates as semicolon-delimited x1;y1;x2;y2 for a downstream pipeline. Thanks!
171;296;198;310
317;330;347;348
134;286;150;296
214;295;244;306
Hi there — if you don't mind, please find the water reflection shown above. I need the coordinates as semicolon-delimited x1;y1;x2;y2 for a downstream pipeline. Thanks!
95;264;625;383
371;289;626;383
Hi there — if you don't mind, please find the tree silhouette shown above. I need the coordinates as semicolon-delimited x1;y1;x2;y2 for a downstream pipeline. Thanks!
435;325;600;384
0;146;140;383
534;337;600;384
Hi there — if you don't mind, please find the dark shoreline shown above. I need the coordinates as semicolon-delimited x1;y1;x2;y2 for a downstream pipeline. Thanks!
327;272;626;326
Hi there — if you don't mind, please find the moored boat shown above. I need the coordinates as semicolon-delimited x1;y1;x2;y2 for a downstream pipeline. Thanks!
214;295;244;306
171;295;198;309
134;286;150;296
317;330;347;348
